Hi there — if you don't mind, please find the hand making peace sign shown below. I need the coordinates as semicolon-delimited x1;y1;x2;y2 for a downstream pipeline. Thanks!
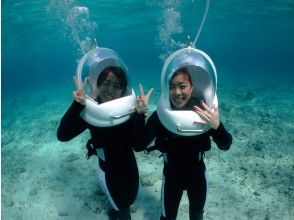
73;76;88;105
136;84;154;115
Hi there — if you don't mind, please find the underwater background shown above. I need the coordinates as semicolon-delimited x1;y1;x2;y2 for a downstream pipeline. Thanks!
2;0;294;219
3;0;294;96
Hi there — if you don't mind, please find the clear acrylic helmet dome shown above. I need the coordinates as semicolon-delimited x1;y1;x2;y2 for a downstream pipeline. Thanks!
157;46;218;136
76;47;136;127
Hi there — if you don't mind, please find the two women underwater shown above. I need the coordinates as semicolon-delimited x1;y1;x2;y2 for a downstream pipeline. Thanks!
57;56;232;220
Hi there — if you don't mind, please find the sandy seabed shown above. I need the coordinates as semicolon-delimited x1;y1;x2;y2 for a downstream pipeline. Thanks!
1;83;293;220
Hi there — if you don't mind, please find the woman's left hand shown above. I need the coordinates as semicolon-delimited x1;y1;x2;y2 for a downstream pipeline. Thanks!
136;84;154;115
193;101;220;129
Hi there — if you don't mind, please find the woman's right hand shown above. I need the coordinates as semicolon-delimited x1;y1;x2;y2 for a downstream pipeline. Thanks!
73;76;88;105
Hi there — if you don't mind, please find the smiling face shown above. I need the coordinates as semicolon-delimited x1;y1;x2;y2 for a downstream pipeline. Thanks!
97;67;126;103
169;70;193;109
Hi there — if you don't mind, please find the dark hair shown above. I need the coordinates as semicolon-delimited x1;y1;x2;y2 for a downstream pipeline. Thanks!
170;67;193;86
97;66;128;94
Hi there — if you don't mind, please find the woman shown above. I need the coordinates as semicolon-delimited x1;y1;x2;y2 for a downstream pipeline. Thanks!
136;67;232;220
57;66;153;220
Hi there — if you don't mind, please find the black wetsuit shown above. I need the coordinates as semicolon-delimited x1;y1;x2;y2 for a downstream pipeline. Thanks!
57;101;145;219
136;112;232;220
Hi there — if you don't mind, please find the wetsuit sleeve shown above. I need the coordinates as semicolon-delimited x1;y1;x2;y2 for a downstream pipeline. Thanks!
133;112;159;151
57;101;87;142
209;122;232;150
130;112;147;152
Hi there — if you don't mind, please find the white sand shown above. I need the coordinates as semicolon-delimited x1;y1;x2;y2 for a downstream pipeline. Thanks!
1;84;293;219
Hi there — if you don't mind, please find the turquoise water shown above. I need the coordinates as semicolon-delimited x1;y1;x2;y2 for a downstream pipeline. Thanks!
2;0;294;98
2;1;294;219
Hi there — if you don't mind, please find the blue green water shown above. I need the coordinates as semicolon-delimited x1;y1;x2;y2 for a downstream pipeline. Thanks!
2;0;294;99
1;1;294;219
